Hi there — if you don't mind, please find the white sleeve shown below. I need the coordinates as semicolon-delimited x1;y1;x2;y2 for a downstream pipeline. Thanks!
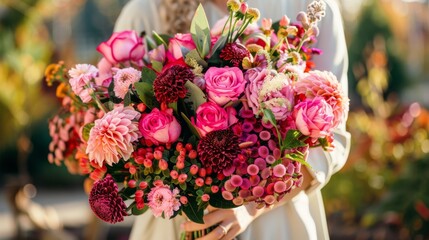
113;0;162;34
305;0;351;192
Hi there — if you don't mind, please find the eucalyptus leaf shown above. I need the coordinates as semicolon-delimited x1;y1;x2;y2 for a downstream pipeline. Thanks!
131;205;149;215
141;66;157;84
190;4;211;58
186;49;208;68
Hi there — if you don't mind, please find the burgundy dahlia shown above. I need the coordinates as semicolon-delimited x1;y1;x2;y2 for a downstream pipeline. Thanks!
198;129;241;173
153;65;193;103
219;43;250;67
89;175;127;223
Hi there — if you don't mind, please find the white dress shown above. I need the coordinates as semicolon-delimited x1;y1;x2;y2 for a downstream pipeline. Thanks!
114;1;351;239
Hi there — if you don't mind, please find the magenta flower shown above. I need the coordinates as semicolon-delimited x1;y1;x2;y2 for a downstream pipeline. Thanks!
96;30;145;65
293;97;334;139
295;70;348;128
89;175;127;223
147;185;181;219
138;108;181;145
205;66;246;106
86;106;141;167
113;67;141;99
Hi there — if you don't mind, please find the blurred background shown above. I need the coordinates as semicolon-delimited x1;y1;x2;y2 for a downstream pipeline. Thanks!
0;0;428;239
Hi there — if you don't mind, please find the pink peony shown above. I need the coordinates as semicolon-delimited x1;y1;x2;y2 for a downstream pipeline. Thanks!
86;106;141;167
295;70;348;128
147;185;181;219
113;67;141;99
68;64;98;96
194;102;238;137
138;108;181;145
205;66;246;106
96;30;145;65
293;97;334;139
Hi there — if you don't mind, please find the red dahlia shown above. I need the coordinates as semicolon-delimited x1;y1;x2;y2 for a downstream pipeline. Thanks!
89;175;127;223
153;65;193;103
219;43;250;67
197;129;241;173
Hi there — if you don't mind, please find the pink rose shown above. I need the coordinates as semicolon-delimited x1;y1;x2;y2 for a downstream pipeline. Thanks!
205;67;246;106
138;108;181;145
293;97;334;139
194;102;238;137
96;30;145;65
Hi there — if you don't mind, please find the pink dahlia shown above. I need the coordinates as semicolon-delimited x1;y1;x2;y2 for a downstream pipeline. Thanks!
295;70;348;128
147;185;181;219
113;67;141;99
89;175;127;223
86;106;141;167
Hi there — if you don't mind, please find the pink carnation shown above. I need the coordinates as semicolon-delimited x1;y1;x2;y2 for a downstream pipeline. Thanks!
86;106;141;167
295;70;348;128
68;64;98;99
293;97;334;139
113;67;141;99
147;185;181;219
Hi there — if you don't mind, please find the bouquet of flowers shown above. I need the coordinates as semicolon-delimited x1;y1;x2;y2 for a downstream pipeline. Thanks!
46;0;348;233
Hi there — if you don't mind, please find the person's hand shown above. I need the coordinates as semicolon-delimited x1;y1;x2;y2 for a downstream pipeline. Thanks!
181;204;263;240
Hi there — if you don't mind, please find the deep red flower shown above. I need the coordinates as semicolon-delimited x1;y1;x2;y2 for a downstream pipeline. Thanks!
153;65;193;103
197;129;241;173
89;175;127;223
220;43;250;67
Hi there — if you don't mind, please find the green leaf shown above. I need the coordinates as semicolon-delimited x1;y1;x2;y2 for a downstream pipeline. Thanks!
181;112;201;139
124;91;131;106
209;191;238;209
262;108;277;126
152;32;171;47
285;152;310;168
282;130;307;150
82;123;94;142
179;182;187;191
182;197;205;224
151;60;163;73
185;81;207;113
132;205;149;215
168;101;178;114
135;81;158;109
141;67;157;84
186;49;208;68
190;4;211;58
210;36;227;57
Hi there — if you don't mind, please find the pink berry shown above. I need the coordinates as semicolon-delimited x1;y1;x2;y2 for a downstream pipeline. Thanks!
247;164;259;176
230;175;243;187
274;181;287;193
252;186;265;197
222;191;234;201
273;164;286;178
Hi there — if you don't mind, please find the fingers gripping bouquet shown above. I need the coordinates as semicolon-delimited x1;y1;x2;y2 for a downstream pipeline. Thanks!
46;0;348;235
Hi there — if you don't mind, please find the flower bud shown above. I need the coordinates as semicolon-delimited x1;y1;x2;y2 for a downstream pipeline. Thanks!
279;15;290;27
227;0;240;12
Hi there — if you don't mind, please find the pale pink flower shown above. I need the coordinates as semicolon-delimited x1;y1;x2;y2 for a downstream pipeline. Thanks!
86;106;141;167
113;67;141;99
95;58;113;87
293;97;334;139
295;70;348;128
245;68;271;116
147;185;181;219
68;64;98;95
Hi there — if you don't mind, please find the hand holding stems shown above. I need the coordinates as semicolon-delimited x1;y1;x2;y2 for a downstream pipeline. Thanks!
181;165;315;240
